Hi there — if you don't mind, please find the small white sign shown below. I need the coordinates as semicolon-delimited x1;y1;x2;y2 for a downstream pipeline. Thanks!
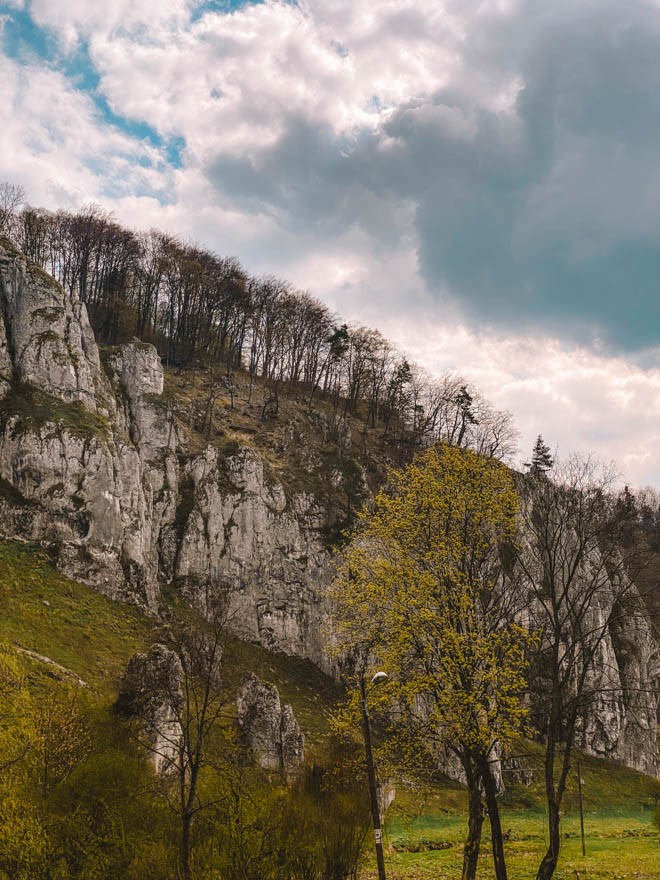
374;829;382;844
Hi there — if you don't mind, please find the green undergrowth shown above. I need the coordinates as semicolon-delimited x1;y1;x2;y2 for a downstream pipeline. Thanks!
0;384;109;440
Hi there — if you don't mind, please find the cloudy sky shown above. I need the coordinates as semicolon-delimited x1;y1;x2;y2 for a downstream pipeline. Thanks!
1;0;660;485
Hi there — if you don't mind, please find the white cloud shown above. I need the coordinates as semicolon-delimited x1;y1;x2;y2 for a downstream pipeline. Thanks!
2;0;660;486
0;52;174;208
381;317;660;487
29;0;191;49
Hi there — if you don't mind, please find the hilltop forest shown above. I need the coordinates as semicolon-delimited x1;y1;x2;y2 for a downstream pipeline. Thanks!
0;183;518;462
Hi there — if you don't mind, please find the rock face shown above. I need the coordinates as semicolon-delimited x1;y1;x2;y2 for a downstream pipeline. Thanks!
0;241;105;412
236;673;305;779
0;238;331;666
116;644;183;775
171;446;331;660
515;487;660;778
578;588;659;776
0;239;657;776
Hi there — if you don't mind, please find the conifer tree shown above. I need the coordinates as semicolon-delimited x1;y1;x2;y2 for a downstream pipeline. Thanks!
526;435;554;473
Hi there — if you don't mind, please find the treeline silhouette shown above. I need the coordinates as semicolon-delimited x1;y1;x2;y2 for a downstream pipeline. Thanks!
1;187;517;458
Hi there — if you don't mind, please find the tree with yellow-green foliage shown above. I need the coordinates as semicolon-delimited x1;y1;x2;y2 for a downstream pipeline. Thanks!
332;445;534;880
0;647;51;879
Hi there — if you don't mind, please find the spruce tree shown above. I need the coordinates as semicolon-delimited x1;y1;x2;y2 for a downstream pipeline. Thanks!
526;435;554;474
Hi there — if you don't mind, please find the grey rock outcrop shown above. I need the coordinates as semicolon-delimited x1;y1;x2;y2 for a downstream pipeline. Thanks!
0;240;108;413
171;445;331;665
0;238;332;663
116;643;183;775
0;240;159;603
236;673;305;779
516;484;660;778
579;589;659;775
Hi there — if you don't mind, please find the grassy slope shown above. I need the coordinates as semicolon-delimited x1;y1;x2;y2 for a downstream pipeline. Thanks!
0;540;151;696
0;539;342;753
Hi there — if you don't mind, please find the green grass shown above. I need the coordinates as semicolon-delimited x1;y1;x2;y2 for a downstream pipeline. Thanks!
362;809;659;879
0;540;153;696
362;766;659;880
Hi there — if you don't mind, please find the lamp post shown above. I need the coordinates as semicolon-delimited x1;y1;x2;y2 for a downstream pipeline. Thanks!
360;671;388;880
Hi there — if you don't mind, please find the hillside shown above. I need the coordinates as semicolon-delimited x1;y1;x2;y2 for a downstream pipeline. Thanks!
1;539;657;880
0;538;341;746
0;237;657;776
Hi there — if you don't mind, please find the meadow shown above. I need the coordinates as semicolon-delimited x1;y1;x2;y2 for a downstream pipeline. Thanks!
364;809;658;879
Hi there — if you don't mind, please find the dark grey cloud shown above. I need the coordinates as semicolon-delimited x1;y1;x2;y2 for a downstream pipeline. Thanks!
412;0;660;351
208;118;403;246
205;0;660;353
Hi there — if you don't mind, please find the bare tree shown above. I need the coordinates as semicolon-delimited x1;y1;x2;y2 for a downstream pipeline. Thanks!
117;600;229;880
13;206;52;267
0;182;26;236
517;456;651;880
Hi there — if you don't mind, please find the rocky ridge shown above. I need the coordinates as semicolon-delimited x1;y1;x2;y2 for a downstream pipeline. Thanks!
0;238;657;776
0;237;332;668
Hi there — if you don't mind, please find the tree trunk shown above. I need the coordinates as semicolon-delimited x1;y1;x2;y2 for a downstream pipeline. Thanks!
462;759;484;880
181;811;192;880
481;759;507;880
536;731;561;880
536;796;561;880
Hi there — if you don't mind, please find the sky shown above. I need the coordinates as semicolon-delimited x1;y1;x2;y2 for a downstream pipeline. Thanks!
1;0;660;486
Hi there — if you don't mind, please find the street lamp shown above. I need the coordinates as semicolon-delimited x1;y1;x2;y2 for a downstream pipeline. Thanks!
360;670;388;880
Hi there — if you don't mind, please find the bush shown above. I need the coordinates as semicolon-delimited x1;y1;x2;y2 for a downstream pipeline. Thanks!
278;757;371;880
47;750;174;879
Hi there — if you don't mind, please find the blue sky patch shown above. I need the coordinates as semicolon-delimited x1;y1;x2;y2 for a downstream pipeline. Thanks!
191;0;265;22
1;5;54;64
0;3;186;177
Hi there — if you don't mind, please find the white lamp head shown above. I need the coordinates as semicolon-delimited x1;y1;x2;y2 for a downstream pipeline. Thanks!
371;671;389;685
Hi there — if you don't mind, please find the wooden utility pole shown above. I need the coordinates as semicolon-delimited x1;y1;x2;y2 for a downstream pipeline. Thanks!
577;761;586;857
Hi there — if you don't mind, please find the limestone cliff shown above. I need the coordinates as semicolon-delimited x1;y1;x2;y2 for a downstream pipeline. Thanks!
0;237;332;667
0;238;657;775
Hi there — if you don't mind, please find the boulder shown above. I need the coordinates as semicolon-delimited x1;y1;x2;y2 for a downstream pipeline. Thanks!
236;673;305;779
116;643;183;775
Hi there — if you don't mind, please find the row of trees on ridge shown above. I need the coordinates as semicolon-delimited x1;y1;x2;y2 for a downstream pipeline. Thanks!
0;185;517;459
